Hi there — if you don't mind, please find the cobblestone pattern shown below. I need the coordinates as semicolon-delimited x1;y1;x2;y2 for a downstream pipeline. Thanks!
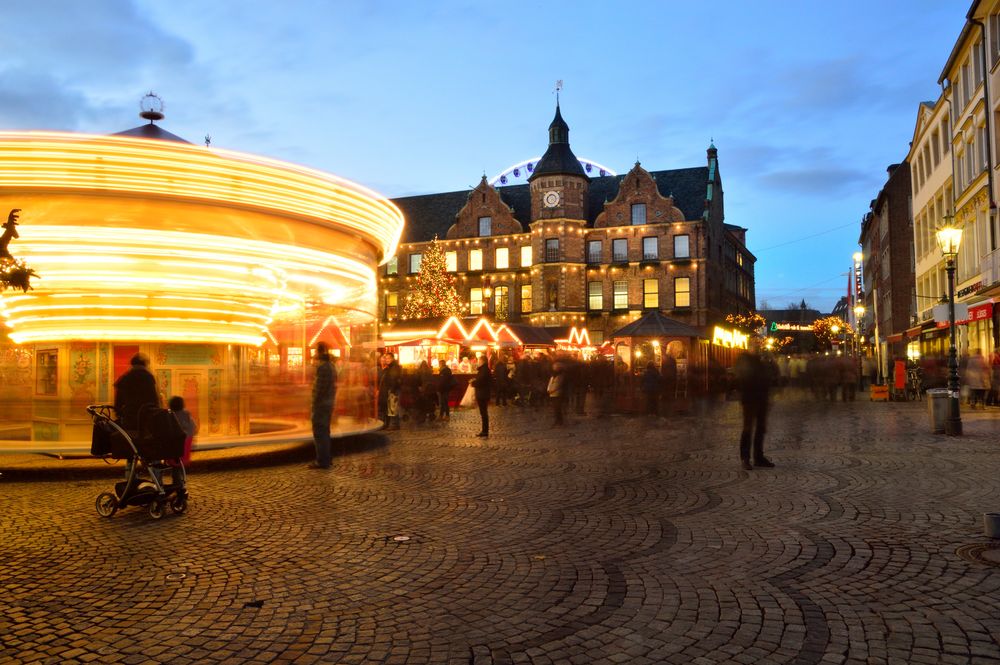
2;397;1000;664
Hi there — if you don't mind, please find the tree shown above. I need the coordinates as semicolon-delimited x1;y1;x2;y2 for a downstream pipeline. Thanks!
812;316;853;350
1;209;37;292
725;311;766;334
400;236;467;320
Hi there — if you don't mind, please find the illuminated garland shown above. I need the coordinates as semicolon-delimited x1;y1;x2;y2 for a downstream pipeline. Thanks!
725;311;766;334
812;316;854;349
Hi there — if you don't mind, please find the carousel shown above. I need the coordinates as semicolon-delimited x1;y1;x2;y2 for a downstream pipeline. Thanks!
0;96;404;452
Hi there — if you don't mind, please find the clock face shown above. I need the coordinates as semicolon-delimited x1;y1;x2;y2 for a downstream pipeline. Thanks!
543;190;561;208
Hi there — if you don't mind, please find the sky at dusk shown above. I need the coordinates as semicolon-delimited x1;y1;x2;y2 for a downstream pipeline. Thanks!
0;1;964;312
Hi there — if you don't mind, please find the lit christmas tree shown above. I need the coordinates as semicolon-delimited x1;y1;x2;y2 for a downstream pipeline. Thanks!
401;236;467;320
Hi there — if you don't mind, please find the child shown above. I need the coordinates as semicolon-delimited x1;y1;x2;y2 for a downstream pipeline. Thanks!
168;396;198;492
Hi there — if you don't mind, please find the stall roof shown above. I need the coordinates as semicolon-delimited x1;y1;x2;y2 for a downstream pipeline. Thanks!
502;323;557;347
610;311;705;339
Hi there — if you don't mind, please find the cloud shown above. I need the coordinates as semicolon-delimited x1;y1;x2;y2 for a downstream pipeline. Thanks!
756;166;874;195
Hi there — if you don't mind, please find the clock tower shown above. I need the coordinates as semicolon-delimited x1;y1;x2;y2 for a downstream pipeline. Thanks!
528;103;589;221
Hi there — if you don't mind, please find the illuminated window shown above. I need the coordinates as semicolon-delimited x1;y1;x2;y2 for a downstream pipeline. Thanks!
521;285;532;312
470;288;484;315
479;216;492;237
545;238;559;262
675;277;690;307
521;245;532;267
642;237;658;260
493;286;509;318
469;249;483;271
445;251;458;272
588;281;603;310
736;252;743;267
587;240;602;263
631;203;646;225
386;256;398;276
674;235;690;258
643;279;658;309
409;253;422;273
385;292;398;320
613;281;628;309
613;238;628;263
495;247;509;269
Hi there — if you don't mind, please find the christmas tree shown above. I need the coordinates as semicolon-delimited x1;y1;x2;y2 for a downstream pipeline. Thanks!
401;236;466;320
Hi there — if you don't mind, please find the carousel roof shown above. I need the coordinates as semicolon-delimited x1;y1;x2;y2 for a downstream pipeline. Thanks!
609;311;705;339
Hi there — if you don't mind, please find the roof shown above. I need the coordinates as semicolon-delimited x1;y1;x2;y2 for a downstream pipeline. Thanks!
528;104;587;182
111;123;191;144
608;311;705;339
503;323;557;346
393;166;710;244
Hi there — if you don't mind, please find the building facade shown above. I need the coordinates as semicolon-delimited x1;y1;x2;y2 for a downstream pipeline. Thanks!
380;105;756;342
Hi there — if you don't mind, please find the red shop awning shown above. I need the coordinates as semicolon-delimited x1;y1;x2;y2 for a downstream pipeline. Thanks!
886;333;904;343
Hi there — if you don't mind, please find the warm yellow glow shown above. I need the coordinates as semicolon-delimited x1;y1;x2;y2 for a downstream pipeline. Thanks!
936;226;963;257
853;304;865;317
852;252;863;264
0;131;404;260
831;325;841;334
712;326;749;349
1;225;377;345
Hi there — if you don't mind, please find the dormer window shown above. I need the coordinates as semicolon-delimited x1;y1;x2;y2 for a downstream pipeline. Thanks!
631;203;646;225
478;216;492;237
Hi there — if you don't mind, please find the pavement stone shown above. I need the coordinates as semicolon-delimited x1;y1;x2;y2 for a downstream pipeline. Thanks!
1;396;1000;663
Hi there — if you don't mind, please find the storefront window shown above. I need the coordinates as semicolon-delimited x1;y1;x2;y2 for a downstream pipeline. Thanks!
36;350;57;396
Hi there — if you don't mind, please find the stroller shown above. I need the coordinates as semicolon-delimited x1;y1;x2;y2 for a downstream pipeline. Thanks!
88;404;188;520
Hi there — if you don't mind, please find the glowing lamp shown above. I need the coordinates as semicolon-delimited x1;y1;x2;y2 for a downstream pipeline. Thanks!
853;304;865;318
936;226;963;258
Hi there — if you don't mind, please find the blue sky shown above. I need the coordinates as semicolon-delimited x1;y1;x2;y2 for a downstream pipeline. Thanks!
0;0;962;311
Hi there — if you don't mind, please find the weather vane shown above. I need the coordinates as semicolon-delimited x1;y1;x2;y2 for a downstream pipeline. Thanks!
555;79;563;103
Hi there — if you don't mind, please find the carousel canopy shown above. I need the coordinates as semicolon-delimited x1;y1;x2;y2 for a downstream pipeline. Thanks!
610;311;704;339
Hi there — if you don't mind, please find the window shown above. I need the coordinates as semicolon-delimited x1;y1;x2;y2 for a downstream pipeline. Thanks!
736;252;744;267
992;13;1000;67
469;249;483;271
588;281;603;310
631;203;646;225
443;251;457;272
643;279;658;309
409;253;422;274
674;235;690;258
520;285;532;313
386;256;398;276
495;247;509;269
478;216;492;237
642;237;658;260
545;238;559;262
612;238;628;262
470;288;484;315
521;245;532;267
587;240;602;263
493;286;509;319
674;277;690;307
613;280;628;309
385;292;398;320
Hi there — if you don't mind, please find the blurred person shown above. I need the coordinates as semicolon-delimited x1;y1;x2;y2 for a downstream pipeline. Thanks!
990;348;1000;406
308;342;337;469
493;354;510;406
965;348;990;408
438;362;455;421
472;355;492;437
167;395;197;491
114;352;160;430
548;360;566;425
733;348;777;471
640;361;661;417
660;355;677;414
379;353;401;430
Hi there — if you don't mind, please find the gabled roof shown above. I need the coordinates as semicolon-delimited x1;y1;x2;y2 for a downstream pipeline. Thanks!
609;311;705;339
393;166;710;244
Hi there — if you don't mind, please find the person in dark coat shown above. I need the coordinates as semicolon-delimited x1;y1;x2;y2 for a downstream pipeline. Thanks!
308;342;337;469
640;362;661;416
379;354;402;430
438;364;455;421
472;355;492;437
114;352;160;430
733;350;777;470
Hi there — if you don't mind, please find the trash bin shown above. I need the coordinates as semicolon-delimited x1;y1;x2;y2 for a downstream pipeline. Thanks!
927;388;949;434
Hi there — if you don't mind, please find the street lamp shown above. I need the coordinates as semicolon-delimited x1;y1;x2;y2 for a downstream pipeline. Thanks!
936;223;963;436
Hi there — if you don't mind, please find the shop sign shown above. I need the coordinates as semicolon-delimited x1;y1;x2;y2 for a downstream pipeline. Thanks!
712;326;748;349
957;281;983;298
769;322;813;332
968;302;993;321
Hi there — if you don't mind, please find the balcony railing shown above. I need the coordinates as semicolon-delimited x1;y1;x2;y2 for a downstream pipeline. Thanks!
612;252;628;263
545;248;560;262
587;252;602;264
642;252;658;261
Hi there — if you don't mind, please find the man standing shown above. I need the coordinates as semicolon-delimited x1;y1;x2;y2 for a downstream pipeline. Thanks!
308;342;337;470
733;348;777;471
472;355;492;437
379;353;402;430
114;352;160;430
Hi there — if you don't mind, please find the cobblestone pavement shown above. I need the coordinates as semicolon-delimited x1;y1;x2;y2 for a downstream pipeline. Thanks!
3;396;1000;664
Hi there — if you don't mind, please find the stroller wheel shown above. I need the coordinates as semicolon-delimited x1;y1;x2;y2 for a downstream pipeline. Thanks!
170;495;188;515
95;492;118;518
148;499;166;520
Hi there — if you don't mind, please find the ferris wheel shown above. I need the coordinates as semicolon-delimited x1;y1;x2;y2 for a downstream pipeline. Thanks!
489;157;617;186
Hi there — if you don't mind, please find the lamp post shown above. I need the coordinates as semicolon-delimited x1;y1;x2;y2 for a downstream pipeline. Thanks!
936;223;963;436
482;276;493;317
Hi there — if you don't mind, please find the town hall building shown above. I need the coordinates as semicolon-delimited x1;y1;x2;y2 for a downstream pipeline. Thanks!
379;104;756;343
